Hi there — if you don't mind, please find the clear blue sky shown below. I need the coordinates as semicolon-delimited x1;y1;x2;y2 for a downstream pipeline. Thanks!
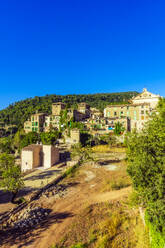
0;0;165;109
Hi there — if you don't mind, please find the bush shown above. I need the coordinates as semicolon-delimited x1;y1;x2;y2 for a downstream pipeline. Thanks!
103;178;130;191
145;213;165;248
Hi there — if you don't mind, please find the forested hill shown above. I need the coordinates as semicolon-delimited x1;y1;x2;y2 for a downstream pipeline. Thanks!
0;91;138;128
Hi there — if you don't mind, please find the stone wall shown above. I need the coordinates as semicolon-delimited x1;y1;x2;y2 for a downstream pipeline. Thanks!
21;150;33;172
33;146;42;168
43;145;59;169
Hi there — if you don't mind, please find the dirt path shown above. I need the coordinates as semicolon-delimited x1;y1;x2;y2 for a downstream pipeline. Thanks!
91;186;132;203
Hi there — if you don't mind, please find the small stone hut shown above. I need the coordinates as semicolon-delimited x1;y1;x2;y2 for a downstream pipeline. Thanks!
21;144;59;172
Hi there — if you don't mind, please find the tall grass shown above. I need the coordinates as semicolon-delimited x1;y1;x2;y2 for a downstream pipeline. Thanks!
92;145;125;153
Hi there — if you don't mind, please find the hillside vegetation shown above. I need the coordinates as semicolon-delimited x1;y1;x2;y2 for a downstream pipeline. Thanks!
126;98;165;247
0;91;138;128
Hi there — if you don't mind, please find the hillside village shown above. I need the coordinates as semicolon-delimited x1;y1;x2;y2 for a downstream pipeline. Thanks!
21;88;160;173
0;88;163;248
24;88;160;134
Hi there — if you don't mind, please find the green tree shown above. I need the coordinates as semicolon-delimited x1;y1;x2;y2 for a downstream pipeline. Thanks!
71;144;93;163
19;132;39;149
99;134;117;146
114;122;125;135
126;98;165;246
0;153;24;203
13;129;25;149
0;137;14;154
40;131;59;145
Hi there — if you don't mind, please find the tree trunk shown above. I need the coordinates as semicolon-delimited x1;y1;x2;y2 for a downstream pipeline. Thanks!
11;191;17;203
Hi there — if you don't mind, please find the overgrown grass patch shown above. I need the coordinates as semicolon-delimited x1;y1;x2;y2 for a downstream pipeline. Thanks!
92;145;126;153
64;162;81;178
102;176;131;192
52;202;149;248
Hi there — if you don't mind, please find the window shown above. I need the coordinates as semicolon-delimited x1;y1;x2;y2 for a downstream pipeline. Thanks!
141;116;144;120
141;110;144;114
32;117;34;121
114;112;117;116
141;105;144;108
127;111;130;116
134;116;136;120
120;111;123;115
134;111;136;115
36;122;38;126
127;106;129;110
108;112;110;117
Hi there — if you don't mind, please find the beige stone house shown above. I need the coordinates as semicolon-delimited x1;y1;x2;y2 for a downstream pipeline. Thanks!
78;102;91;118
65;128;80;145
90;108;103;119
21;144;59;172
44;115;60;132
52;102;66;115
24;113;47;133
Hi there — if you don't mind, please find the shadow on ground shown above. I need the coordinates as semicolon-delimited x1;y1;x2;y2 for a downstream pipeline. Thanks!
0;186;39;205
98;159;120;165
0;190;13;205
24;169;62;181
0;210;74;247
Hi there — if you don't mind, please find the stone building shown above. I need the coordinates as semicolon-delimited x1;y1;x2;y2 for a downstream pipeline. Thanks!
21;144;59;172
104;89;161;131
24;120;32;134
21;145;42;172
90;108;103;119
65;128;80;145
44;115;60;132
42;145;59;169
78;102;91;118
24;102;92;133
24;113;47;133
70;129;80;144
24;103;65;133
131;88;160;108
52;102;66;116
106;117;131;132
